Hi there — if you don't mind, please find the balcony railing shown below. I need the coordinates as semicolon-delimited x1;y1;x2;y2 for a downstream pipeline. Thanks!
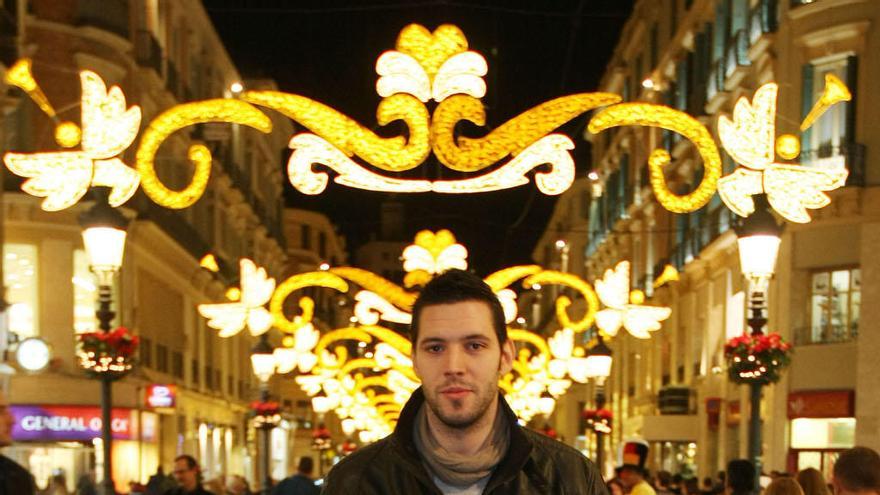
658;387;693;415
76;0;129;39
135;30;163;77
724;29;751;80
749;0;778;45
794;324;858;346
706;60;724;102
800;142;866;186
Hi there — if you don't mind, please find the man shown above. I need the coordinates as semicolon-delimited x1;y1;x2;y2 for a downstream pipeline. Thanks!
0;389;36;495
832;447;880;495
725;460;755;495
145;466;175;495
273;456;319;495
322;269;607;494
617;440;655;495
168;455;212;495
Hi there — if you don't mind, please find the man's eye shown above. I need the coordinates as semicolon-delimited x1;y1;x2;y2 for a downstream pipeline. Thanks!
427;345;443;353
467;342;485;350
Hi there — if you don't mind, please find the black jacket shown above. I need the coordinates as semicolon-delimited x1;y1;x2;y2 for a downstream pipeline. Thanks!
322;388;608;494
0;455;35;495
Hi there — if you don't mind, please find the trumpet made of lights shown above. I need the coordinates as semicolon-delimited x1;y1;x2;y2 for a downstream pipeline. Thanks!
198;230;671;442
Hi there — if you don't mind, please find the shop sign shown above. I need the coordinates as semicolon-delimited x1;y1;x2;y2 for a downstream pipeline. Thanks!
788;390;854;418
11;405;133;441
146;384;177;409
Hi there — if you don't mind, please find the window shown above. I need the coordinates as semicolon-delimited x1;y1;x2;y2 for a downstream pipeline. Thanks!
192;359;200;386
319;232;327;258
4;244;38;338
172;351;183;379
809;268;859;344
301;224;312;250
141;337;153;368
156;344;169;373
802;55;857;168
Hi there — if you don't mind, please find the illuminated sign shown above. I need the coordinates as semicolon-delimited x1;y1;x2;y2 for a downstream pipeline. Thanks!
146;384;177;409
11;405;133;441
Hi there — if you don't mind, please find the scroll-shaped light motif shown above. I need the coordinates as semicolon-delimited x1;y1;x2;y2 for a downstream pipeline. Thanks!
4;71;141;211
198;259;276;337
595;261;671;339
402;229;468;288
717;83;848;223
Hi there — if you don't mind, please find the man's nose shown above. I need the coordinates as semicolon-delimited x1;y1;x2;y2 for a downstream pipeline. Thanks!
443;346;466;375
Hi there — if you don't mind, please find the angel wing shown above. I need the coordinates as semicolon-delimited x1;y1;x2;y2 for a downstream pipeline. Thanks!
402;244;434;273
376;51;431;102
3;151;92;211
595;261;630;309
79;71;141;159
717;83;777;170
92;158;141;207
622;305;672;339
548;328;575;360
239;259;276;308
764;163;849;223
717;167;764;217
435;243;468;272
246;307;274;336
198;302;249;338
595;308;623;337
432;51;488;102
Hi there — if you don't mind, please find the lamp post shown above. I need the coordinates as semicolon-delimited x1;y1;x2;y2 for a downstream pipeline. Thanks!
250;334;276;495
734;194;783;491
79;187;129;495
584;336;613;474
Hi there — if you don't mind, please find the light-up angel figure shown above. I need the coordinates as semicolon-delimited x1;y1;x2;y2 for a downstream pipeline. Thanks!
3;62;141;211
717;78;850;223
198;259;276;337
594;261;671;339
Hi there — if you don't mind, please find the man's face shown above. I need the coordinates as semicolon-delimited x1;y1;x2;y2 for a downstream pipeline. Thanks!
173;459;198;490
412;300;514;429
619;467;642;488
0;391;13;447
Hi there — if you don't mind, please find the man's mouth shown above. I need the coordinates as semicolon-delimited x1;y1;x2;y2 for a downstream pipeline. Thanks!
440;387;472;399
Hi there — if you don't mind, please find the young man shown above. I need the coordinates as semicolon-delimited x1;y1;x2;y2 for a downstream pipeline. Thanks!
833;447;880;495
168;455;212;495
322;269;607;494
273;456;319;495
616;440;655;495
0;390;36;495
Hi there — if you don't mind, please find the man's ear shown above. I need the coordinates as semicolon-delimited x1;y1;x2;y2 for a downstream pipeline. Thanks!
499;338;515;375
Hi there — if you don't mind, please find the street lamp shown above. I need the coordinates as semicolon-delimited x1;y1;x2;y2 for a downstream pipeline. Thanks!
734;194;783;490
79;186;129;495
250;334;276;495
584;336;613;474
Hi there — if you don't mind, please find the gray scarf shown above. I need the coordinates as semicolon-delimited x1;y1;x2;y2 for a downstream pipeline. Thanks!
412;402;510;487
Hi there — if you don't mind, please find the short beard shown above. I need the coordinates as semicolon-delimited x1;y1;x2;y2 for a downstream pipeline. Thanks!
426;384;496;430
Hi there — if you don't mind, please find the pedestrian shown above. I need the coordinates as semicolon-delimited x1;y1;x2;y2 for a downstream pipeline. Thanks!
656;472;675;495
608;478;625;495
797;468;831;495
145;466;175;495
616;440;656;495
167;455;212;495
832;446;880;495
42;472;70;495
725;460;755;495
321;269;607;494
225;474;251;495
701;477;716;495
74;470;97;495
0;389;36;495
765;477;804;495
271;457;318;495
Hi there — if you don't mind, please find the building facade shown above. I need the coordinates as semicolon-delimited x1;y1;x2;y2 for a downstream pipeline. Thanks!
0;0;291;491
541;0;879;480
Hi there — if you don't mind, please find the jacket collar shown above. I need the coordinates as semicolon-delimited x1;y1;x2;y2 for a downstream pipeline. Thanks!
390;387;534;488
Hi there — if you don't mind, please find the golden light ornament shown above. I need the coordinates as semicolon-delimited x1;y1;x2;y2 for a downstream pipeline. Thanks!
136;99;273;209
225;287;242;302
717;82;849;223
270;272;349;333
775;134;800;160
522;270;600;332
653;264;679;289
800;73;851;131
4;59;56;117
4;70;142;211
200;254;220;272
594;261;671;339
198;259;276;337
402;229;468;277
588;103;722;213
55;121;82;148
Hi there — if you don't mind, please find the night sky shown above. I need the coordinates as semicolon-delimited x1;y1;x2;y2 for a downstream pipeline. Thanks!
204;0;634;274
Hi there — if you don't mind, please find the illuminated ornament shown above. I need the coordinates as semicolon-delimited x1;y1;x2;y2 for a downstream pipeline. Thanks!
200;254;220;272
225;287;242;302
4;71;141;211
800;73;851;131
594;261;671;339
588;103;722;213
402;229;468;287
274;322;320;374
4;59;56;117
353;291;412;325
198;259;276;337
775;134;800;161
652;264;679;289
547;328;590;383
717;83;848;223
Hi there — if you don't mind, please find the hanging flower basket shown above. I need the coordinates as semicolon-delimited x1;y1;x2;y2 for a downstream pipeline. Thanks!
312;423;332;451
250;400;282;428
582;408;613;433
76;326;139;380
724;332;792;385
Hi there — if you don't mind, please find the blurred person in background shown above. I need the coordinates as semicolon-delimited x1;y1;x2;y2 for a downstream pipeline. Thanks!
798;468;831;495
765;477;805;495
726;460;755;495
832;447;880;495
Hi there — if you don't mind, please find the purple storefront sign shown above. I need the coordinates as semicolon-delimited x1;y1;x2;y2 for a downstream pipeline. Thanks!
11;405;134;442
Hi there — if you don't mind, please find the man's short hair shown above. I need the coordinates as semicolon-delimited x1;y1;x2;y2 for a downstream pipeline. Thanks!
297;456;314;474
410;269;507;346
834;447;880;493
727;459;756;493
174;454;198;470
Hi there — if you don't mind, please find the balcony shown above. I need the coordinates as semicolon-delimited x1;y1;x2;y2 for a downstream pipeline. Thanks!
800;142;866;186
794;324;857;346
749;0;778;49
658;386;694;415
135;30;163;77
723;29;751;84
706;60;725;103
75;0;129;39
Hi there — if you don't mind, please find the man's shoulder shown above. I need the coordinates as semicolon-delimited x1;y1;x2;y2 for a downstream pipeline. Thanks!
522;427;591;465
323;436;394;486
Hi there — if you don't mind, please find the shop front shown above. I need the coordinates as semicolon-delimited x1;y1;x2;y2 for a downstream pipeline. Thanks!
787;390;856;479
6;404;158;492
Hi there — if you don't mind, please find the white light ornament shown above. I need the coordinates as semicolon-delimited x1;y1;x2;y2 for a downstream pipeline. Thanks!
547;328;590;383
273;322;320;374
198;259;276;337
595;261;671;339
4;70;141;211
353;290;413;326
717;82;849;223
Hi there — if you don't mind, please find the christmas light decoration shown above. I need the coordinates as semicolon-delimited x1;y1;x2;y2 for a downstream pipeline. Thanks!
800;73;851;131
652;264;679;289
198;259;276;337
522;270;600;332
588;103;722;213
402;229;468;279
595;261;671;339
717;83;849;223
199;254;220;272
4;59;56;117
